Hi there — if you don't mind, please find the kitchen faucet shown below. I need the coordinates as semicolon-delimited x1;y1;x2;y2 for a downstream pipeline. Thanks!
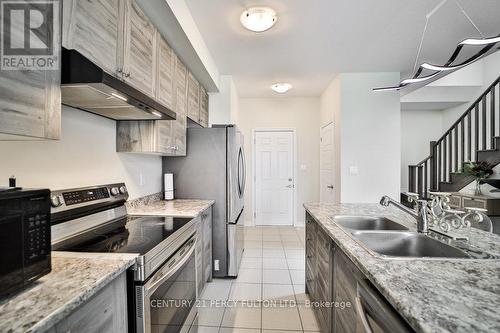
379;194;429;233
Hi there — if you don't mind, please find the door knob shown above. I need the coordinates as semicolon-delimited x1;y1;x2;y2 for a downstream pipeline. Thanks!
327;185;334;189
286;185;294;188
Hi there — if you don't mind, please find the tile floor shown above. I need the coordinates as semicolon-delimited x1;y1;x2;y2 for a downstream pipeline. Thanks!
189;226;320;333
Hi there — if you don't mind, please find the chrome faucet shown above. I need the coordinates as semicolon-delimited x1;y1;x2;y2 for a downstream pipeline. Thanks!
379;194;429;233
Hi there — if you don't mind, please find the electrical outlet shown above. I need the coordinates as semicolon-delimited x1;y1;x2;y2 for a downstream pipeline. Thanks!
214;260;220;271
139;173;144;186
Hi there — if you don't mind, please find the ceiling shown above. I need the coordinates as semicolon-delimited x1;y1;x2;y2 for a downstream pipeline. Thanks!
184;0;500;98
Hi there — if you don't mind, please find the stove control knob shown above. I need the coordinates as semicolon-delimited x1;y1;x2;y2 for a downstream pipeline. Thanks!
51;195;62;207
110;187;120;196
119;186;127;194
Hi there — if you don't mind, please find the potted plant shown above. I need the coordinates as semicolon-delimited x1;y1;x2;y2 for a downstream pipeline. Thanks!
461;161;494;195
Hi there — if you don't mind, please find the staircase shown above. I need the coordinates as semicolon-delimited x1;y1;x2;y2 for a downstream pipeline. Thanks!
407;75;500;198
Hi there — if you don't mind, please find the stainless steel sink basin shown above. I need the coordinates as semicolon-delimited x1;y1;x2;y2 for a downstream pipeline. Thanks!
351;231;470;258
333;216;409;231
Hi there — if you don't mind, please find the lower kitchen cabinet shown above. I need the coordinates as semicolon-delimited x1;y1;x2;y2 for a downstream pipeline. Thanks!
305;213;413;333
305;214;333;333
53;272;128;333
195;207;213;296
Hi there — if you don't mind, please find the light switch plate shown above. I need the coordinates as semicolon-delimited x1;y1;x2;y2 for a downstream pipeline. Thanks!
349;166;359;176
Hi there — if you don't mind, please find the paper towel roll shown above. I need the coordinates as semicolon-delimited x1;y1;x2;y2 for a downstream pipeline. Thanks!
164;173;174;200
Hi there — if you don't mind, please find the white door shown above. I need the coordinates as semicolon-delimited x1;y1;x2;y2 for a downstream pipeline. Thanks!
254;131;294;226
320;123;336;202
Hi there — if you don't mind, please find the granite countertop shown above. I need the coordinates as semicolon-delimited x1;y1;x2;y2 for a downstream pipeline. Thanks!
127;198;215;218
304;203;500;333
0;252;137;333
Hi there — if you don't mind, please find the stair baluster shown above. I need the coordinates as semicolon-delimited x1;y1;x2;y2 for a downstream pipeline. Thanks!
405;75;500;197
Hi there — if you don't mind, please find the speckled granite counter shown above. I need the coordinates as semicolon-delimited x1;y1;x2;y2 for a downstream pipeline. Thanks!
0;252;137;333
127;197;215;218
304;203;500;333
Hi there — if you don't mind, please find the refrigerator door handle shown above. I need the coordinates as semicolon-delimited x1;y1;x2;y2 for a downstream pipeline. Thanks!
237;148;243;197
240;147;246;197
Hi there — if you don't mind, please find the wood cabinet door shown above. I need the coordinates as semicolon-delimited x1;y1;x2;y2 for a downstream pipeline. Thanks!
172;114;187;156
155;121;174;154
0;0;61;140
62;0;119;76
174;55;188;116
194;216;205;295
187;72;200;122
122;0;156;97
173;55;188;155
156;32;175;110
202;208;213;282
199;86;209;127
116;121;156;153
56;273;127;333
334;250;360;333
0;69;60;140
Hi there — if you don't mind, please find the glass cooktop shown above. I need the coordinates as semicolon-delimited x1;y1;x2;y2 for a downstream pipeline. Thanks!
54;216;192;255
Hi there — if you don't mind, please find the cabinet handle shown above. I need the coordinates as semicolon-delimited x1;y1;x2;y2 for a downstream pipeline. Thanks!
124;72;131;78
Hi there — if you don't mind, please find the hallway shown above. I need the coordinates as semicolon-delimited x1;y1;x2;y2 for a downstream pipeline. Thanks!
192;226;320;332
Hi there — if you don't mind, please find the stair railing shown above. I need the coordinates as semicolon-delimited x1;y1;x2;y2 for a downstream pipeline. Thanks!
408;75;500;198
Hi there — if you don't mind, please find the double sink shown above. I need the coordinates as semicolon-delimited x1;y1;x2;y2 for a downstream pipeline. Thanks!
333;216;470;259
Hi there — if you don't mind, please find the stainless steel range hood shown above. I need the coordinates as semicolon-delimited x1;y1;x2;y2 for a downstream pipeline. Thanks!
61;48;176;121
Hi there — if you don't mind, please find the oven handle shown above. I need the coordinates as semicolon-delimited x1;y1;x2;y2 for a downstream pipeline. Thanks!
144;237;196;295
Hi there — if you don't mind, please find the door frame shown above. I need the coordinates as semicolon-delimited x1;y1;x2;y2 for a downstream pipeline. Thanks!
252;128;297;226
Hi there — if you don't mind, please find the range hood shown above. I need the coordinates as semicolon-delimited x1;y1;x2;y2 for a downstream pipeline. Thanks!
61;48;176;121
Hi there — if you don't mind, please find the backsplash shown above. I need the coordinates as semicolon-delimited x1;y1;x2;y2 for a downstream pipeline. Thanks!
0;107;162;200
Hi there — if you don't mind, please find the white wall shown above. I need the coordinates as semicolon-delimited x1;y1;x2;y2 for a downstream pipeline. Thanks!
400;110;443;192
320;73;401;203
238;97;320;226
340;73;401;202
209;75;239;125
0;107;162;199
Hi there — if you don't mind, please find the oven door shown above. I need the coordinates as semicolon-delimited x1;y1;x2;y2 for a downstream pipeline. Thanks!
136;237;197;333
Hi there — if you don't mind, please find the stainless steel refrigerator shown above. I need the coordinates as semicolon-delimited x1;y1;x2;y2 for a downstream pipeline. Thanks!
163;125;246;277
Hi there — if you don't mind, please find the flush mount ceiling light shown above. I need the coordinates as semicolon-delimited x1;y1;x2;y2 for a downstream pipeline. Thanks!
240;7;277;32
271;83;292;93
374;0;500;92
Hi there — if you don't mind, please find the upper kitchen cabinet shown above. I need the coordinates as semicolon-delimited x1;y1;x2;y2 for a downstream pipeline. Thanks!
199;86;209;127
0;1;61;140
0;69;61;140
187;72;200;123
116;43;187;156
156;32;175;110
187;71;209;128
172;55;188;155
121;0;157;97
62;0;120;76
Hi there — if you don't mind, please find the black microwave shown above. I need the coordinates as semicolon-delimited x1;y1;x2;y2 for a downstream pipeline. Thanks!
0;188;51;298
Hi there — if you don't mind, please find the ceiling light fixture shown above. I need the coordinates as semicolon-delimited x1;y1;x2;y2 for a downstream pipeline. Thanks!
240;7;277;32
374;0;500;92
271;83;292;94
